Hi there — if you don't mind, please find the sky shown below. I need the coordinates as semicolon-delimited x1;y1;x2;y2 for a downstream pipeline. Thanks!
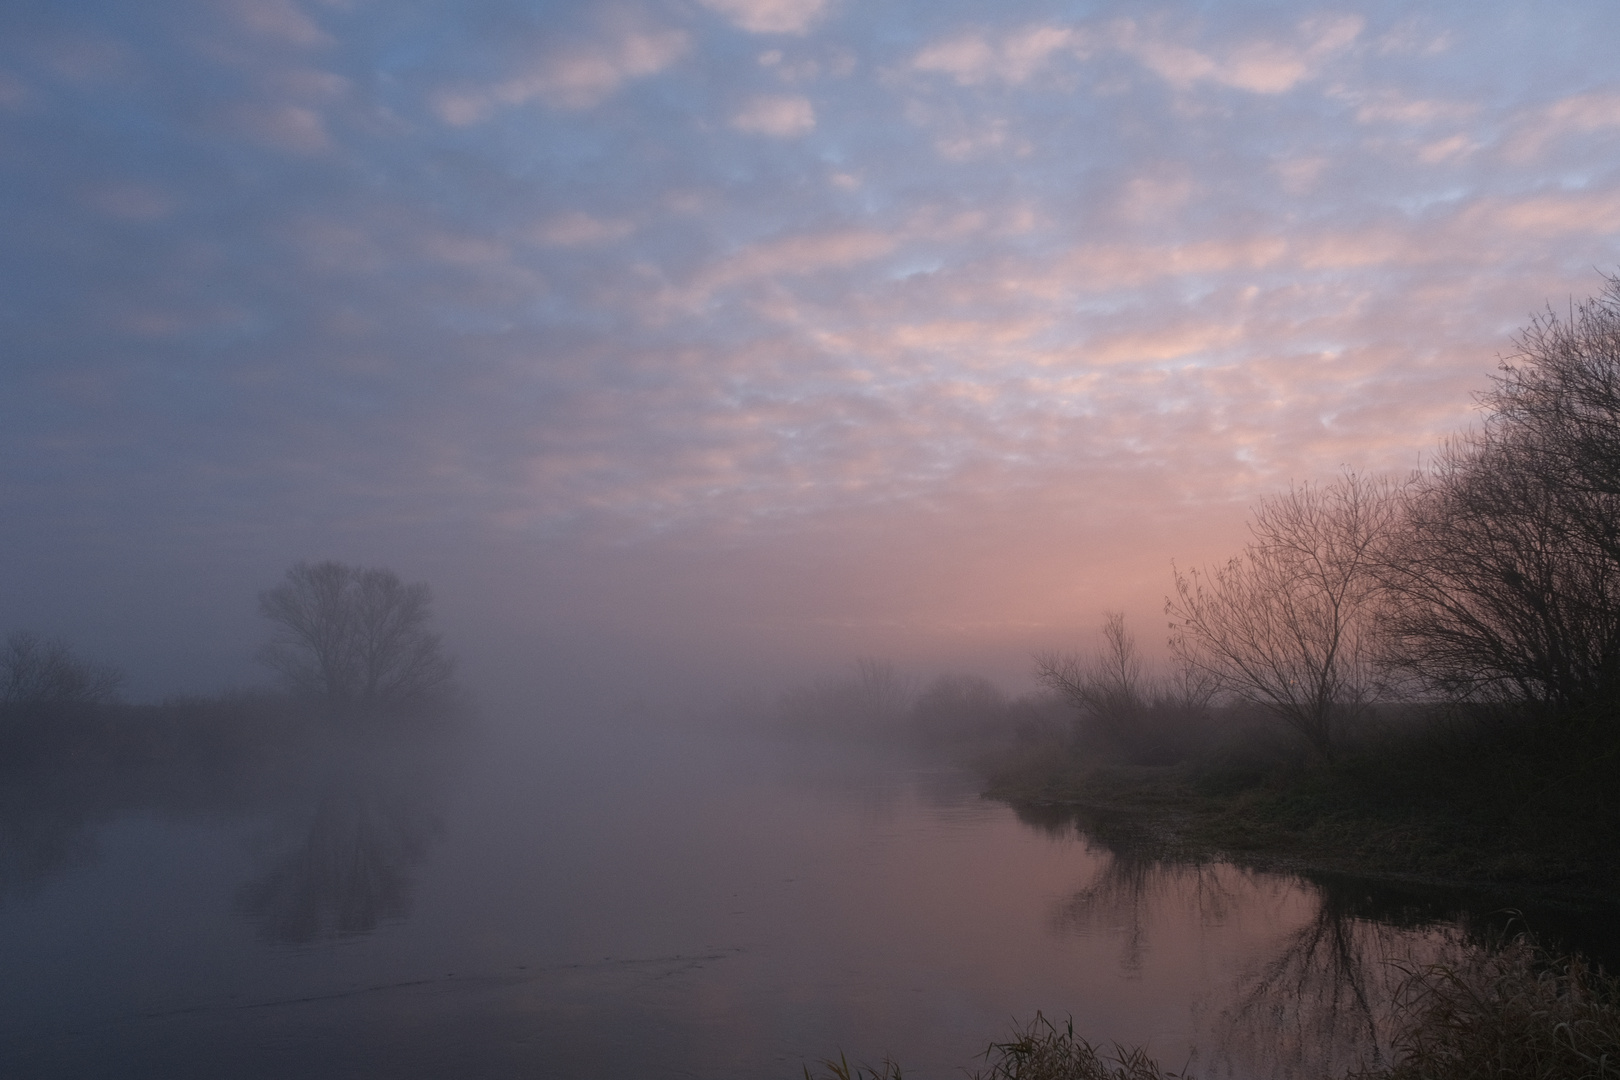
4;0;1620;702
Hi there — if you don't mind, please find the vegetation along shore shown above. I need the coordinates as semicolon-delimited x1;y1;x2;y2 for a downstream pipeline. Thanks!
975;278;1620;906
801;277;1620;1080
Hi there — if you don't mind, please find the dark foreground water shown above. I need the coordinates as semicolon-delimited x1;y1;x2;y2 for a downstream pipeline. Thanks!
0;706;1612;1079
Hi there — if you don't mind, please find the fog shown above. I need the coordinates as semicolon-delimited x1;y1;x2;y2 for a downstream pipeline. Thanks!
3;689;1612;1078
7;0;1620;1073
1;487;1248;707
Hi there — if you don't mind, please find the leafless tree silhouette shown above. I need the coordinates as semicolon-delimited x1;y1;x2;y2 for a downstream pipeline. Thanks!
1167;473;1403;757
1036;612;1216;762
258;561;455;703
778;657;917;732
1381;279;1620;708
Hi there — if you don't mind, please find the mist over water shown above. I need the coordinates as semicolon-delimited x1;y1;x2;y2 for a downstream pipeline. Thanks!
7;0;1620;1073
0;693;1604;1079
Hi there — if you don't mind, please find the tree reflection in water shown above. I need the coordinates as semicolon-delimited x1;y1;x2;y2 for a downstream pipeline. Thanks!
0;700;458;943
1023;803;1511;1078
1053;848;1264;977
235;751;444;942
1207;893;1456;1078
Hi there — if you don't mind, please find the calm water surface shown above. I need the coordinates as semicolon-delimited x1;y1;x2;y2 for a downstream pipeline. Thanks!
0;706;1606;1078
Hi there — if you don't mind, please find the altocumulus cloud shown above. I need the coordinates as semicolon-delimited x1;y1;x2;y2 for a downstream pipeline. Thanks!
3;0;1620;693
731;94;816;137
699;0;835;36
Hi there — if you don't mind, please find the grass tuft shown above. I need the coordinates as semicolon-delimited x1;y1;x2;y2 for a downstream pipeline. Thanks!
972;1012;1178;1080
805;1051;904;1080
1353;937;1620;1080
803;1014;1178;1080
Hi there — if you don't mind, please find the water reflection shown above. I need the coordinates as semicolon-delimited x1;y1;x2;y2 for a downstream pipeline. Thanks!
1024;801;1615;1078
6;713;1617;1079
1054;850;1258;976
0;701;458;941
1209;892;1436;1077
235;747;445;942
1053;844;1427;1075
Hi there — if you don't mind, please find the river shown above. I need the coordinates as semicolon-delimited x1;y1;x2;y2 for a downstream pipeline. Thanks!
0;703;1610;1078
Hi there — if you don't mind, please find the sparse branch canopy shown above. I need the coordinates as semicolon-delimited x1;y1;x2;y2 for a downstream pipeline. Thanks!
1380;278;1620;708
1035;612;1214;762
1487;277;1620;535
1167;473;1401;757
258;561;455;704
0;631;122;705
1035;612;1147;744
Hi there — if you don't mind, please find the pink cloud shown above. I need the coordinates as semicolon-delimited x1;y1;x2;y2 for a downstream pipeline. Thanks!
433;27;688;122
1505;91;1620;161
698;0;833;35
533;212;636;247
223;0;332;48
1115;14;1363;94
911;25;1087;86
730;94;816;137
82;183;174;222
232;103;330;153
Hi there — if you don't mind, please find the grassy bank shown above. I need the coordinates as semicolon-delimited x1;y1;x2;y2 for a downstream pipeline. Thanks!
978;703;1620;902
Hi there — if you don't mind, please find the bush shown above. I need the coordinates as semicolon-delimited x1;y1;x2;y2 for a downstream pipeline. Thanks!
0;630;121;705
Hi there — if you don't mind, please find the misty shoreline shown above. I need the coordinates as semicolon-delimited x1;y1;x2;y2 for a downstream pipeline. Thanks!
974;706;1620;910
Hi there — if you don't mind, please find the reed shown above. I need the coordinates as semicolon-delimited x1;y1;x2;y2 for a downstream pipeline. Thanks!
1353;938;1620;1080
971;1013;1177;1080
804;1014;1177;1080
804;1051;905;1080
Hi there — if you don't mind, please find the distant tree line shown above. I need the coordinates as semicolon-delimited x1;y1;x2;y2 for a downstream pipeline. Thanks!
1139;275;1620;757
772;656;1063;747
3;560;454;713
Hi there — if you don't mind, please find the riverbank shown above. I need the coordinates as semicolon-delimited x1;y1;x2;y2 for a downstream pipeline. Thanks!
978;704;1620;905
809;937;1620;1080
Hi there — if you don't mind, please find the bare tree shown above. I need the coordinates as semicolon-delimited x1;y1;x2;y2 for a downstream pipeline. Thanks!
1036;612;1215;761
0;631;122;705
259;561;455;703
1167;473;1402;758
909;673;1006;738
1373;281;1620;709
1380;436;1620;708
776;657;918;734
1036;612;1148;749
850;656;916;723
1378;285;1620;708
1486;276;1620;557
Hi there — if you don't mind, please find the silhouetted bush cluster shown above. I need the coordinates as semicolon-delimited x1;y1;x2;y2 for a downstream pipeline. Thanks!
0;630;121;706
1036;613;1222;765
